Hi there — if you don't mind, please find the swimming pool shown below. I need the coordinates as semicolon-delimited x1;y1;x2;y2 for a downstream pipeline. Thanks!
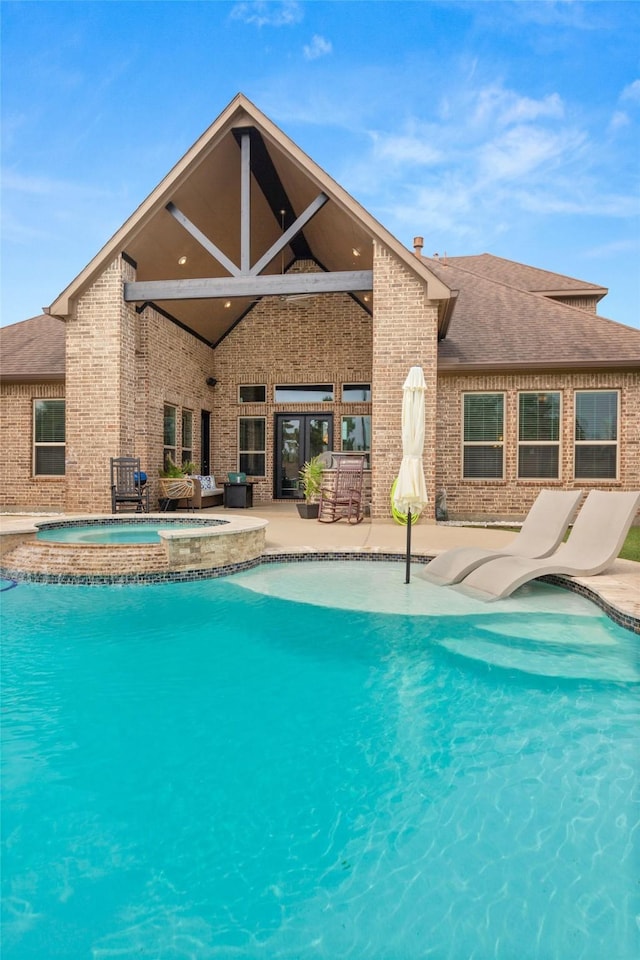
1;561;637;958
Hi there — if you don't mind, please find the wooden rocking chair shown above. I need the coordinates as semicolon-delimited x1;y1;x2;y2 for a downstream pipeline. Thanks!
110;456;149;513
318;455;365;524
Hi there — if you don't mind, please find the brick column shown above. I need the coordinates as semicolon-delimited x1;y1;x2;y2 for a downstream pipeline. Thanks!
371;242;439;520
65;256;140;512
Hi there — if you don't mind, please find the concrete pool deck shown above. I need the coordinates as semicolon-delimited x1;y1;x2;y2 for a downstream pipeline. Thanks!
1;504;638;627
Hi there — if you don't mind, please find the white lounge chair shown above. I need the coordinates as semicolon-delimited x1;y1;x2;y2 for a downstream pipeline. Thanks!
420;489;582;586
454;489;640;601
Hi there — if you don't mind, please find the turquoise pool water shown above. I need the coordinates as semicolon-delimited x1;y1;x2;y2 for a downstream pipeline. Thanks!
36;520;221;545
1;562;638;959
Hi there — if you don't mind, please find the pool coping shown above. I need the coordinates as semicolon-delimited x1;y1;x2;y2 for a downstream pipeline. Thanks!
1;542;638;635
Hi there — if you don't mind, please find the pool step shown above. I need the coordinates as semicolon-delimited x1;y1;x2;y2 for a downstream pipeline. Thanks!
435;626;638;682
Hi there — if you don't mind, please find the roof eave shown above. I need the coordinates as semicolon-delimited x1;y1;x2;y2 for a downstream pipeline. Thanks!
438;358;640;373
535;287;608;302
0;373;65;383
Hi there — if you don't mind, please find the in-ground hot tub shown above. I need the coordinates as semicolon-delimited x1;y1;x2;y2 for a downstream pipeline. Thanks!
2;515;269;583
37;517;226;544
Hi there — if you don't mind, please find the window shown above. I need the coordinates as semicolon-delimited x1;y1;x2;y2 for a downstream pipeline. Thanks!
275;384;334;403
163;404;177;468
574;390;619;479
239;385;266;403
342;415;371;467
462;393;504;479
518;392;561;478
34;399;65;476
239;417;266;476
181;409;193;467
342;383;371;402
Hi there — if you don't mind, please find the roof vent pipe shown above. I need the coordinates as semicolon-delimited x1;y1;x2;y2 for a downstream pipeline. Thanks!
413;236;424;257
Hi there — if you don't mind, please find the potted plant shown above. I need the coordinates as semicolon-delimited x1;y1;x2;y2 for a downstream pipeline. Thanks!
296;455;324;519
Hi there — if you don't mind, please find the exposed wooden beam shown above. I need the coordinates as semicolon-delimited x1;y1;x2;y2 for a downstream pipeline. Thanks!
240;133;251;274
233;127;314;260
165;201;240;277
124;270;373;302
249;192;328;277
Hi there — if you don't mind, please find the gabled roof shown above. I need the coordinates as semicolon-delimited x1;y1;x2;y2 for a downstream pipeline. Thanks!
423;257;640;371
445;253;607;303
0;314;65;381
47;93;451;344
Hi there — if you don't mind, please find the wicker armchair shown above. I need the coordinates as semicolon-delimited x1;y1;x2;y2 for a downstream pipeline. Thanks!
158;477;195;511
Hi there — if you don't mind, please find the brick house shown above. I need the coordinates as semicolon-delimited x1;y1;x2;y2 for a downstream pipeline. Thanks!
1;93;639;519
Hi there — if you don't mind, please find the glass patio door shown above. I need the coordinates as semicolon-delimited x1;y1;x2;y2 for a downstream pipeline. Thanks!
275;414;332;499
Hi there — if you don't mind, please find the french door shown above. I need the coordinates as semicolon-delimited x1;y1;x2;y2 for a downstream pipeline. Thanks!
275;414;332;499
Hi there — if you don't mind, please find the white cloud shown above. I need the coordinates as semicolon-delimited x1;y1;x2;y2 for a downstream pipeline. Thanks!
620;79;640;102
328;72;636;254
514;188;639;218
369;130;442;167
609;110;630;131
303;35;332;61
473;86;565;128
583;238;639;258
229;1;302;28
478;125;586;182
2;169;112;200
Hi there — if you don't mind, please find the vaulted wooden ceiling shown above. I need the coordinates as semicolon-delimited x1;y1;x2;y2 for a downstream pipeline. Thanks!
123;125;374;345
49;94;452;345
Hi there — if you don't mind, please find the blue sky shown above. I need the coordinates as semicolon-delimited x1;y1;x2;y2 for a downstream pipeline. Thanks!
2;0;639;329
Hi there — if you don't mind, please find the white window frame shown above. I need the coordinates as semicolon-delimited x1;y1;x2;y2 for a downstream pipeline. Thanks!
461;392;505;480
574;389;620;481
238;416;266;477
517;391;562;480
33;399;65;476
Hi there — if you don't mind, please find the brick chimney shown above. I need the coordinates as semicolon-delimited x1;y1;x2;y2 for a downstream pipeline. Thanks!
413;236;424;257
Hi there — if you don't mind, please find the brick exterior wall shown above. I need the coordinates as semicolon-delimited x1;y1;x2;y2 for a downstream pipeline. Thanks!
0;381;66;508
371;242;439;519
63;257;218;512
138;305;217;508
212;260;373;507
436;370;640;520
2;256;638;522
65;256;139;512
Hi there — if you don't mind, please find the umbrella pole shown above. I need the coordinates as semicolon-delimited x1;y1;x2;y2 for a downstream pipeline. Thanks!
405;509;412;583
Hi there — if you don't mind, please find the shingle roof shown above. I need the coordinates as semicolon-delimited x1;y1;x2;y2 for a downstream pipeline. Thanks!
3;257;639;379
445;253;607;299
0;314;65;381
423;257;640;371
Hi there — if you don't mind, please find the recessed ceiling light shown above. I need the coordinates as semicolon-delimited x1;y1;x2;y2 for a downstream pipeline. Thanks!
224;300;231;308
352;247;361;257
178;256;187;265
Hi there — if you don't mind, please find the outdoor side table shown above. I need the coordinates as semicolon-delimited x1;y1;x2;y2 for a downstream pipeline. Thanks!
223;482;253;508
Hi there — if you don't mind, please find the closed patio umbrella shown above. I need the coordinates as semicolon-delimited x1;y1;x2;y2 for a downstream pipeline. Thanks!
393;366;428;583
